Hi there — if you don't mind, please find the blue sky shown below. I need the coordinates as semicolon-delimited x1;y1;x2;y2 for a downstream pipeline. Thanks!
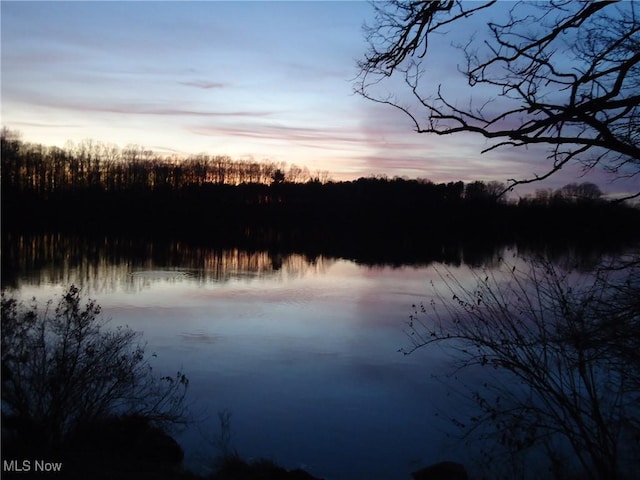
2;1;638;197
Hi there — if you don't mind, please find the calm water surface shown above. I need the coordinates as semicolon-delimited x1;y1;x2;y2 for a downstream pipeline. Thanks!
4;240;524;479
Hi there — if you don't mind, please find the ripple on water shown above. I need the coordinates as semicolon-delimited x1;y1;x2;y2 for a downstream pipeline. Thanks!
129;270;193;279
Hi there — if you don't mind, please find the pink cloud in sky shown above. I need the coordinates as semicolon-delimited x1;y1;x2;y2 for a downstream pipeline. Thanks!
179;81;227;90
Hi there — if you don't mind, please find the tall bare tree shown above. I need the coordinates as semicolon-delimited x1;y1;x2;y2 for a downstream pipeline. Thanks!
357;1;640;197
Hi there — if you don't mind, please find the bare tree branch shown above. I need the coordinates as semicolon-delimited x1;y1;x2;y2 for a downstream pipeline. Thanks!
401;257;640;478
356;1;640;195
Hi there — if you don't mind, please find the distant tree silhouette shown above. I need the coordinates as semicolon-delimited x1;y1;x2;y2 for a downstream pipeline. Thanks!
520;182;605;207
557;182;603;202
464;180;506;203
271;168;286;184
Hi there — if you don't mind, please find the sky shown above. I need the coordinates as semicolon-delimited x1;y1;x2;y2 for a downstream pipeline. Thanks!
1;1;638;197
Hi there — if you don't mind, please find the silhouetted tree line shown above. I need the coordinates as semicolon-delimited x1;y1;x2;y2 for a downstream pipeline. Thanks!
1;128;326;195
3;130;640;249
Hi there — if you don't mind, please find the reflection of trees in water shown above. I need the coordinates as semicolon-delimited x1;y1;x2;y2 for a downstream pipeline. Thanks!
2;232;635;295
514;242;640;273
1;233;334;295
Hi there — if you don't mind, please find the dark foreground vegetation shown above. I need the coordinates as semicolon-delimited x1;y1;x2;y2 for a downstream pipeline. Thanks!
1;286;188;479
403;256;640;480
3;129;640;255
0;287;324;480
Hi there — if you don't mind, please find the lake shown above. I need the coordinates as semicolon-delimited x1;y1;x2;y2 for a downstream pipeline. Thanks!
1;233;631;479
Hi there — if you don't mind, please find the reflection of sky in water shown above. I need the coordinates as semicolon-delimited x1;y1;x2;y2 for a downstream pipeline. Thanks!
11;255;510;480
7;236;639;479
